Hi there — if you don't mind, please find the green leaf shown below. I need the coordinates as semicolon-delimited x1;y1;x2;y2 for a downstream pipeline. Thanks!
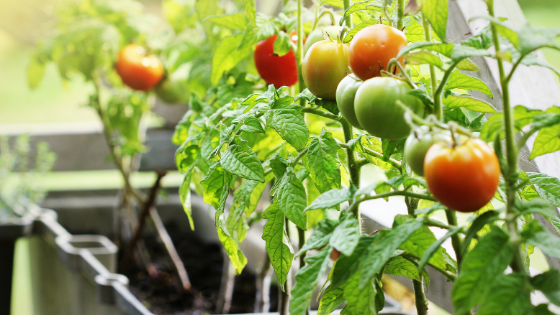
398;42;453;59
27;56;45;89
211;33;252;85
262;203;294;290
527;172;560;207
358;216;424;289
534;304;557;315
418;226;462;273
243;0;256;25
304;129;341;193
517;25;560;56
179;167;195;230
267;105;310;151
318;285;345;315
240;116;265;134
290;246;332;315
446;70;493;98
321;0;344;9
204;13;248;30
476;274;532;315
277;167;308;229
220;137;264;182
514;198;558;220
399;222;447;271
385;256;426;282
343;18;376;43
455;58;480;71
531;269;560;292
461;211;500;254
342;271;377;315
273;31;292;57
530;107;560;159
421;0;448;42
305;188;353;211
200;163;232;212
443;95;497;113
296;219;337;257
404;19;428;43
452;226;514;314
522;220;560;258
331;235;375;289
233;175;271;217
217;225;247;274
405;50;443;69
313;98;340;115
330;216;360;256
480;105;544;142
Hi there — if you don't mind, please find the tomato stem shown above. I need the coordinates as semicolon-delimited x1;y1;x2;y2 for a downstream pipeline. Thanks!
296;0;306;107
487;0;526;276
422;13;438;105
342;0;352;28
397;0;405;30
387;58;416;88
433;59;463;121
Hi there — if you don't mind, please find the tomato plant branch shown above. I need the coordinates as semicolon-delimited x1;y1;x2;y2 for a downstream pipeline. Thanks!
397;0;405;30
517;126;539;150
301;107;340;121
357;191;435;203
339;142;402;170
342;0;352;28
387;58;416;89
412;278;428;315
312;10;336;31
433;59;463;121
341;119;361;187
422;13;438;99
402;253;457;281
292;147;309;166
297;0;306;107
444;209;464;269
488;0;526;275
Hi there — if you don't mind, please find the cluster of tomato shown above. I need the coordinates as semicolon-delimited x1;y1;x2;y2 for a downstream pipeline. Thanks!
255;24;500;214
115;44;186;104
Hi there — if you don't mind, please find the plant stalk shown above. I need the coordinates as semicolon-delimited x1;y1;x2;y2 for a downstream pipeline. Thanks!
487;0;526;275
422;13;438;100
405;197;429;315
397;0;405;30
342;0;352;28
297;0;305;106
445;210;464;269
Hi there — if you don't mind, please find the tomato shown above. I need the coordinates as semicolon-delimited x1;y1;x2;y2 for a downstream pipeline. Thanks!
115;44;164;91
336;75;363;129
348;24;407;81
304;26;343;54
254;34;298;88
155;64;190;104
302;40;349;100
404;126;451;176
424;138;500;213
354;77;424;140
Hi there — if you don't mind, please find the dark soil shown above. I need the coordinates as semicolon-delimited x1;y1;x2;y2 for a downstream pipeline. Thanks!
126;222;278;314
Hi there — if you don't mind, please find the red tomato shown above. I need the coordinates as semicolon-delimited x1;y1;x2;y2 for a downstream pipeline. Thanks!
115;44;164;91
254;34;298;88
348;24;407;81
424;138;500;213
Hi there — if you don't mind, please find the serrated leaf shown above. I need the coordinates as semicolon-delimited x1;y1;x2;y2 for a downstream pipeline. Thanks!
330;216;360;256
290;246;332;315
331;235;375;289
179;167;195;230
446;70;493;98
530;107;560;159
405;50;443;68
384;256;425;282
296;219;337;257
522;220;560;258
243;0;256;25
305;188;353;211
443;95;497;113
318;285;345;315
233;174;271;217
421;0;448;42
476;274;532;315
277;167;308;229
527;172;560;207
398;42;454;59
480;105;544;142
267;106;310;150
201;163;232;212
396;217;447;271
418;226;462;273
239;116;265;134
514;198;558;220
304;129;341;193
452;226;514;314
217;225;247;274
211;33;252;84
273;31;291;57
455;58;480;71
342;271;377;315
531;269;560;292
461;211;500;254
262;202;294;290
220;137;264;182
343;18;376;43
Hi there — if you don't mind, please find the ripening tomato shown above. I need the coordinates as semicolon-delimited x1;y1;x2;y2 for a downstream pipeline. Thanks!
336;75;363;129
303;40;349;100
404;126;451;176
348;24;407;81
354;77;424;140
155;64;190;104
424;138;500;213
304;25;343;54
254;34;298;87
115;44;164;91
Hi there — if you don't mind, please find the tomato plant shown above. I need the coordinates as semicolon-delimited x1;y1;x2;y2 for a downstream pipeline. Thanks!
302;40;348;100
424;138;500;212
254;34;298;87
116;44;164;91
354;77;424;140
348;24;407;80
404;126;451;176
336;75;363;129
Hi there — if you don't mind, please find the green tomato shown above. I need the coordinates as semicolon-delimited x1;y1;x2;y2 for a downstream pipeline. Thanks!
304;26;343;54
302;40;349;100
404;126;451;176
336;75;363;129
155;64;190;104
354;77;424;140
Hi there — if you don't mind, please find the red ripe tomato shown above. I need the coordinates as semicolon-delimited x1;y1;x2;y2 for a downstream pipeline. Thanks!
348;24;407;81
424;138;500;213
302;40;349;100
115;44;164;91
254;34;298;88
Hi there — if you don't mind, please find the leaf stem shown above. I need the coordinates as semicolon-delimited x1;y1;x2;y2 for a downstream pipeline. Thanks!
422;13;438;99
339;142;402;170
444;210;464;269
433;59;463;121
301;107;340;121
487;0;526;275
341;119;360;187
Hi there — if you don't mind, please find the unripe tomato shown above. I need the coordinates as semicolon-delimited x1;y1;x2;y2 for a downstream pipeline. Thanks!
155;64;190;105
348;24;407;81
424;138;500;213
254;34;298;88
303;40;349;100
115;44;164;91
304;26;343;54
404;126;451;176
354;77;424;140
336;75;363;129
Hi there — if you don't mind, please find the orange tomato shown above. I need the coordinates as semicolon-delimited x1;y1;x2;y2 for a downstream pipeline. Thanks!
348;24;407;81
424;138;500;213
115;44;164;91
